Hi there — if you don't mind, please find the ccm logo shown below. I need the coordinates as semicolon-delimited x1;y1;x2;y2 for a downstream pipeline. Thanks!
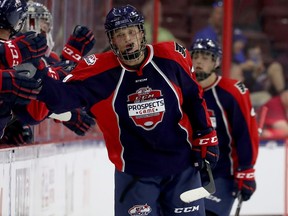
174;205;199;213
236;172;255;179
6;41;21;66
63;46;81;61
199;136;218;145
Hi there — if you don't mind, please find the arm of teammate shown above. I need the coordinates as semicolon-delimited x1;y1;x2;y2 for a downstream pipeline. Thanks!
228;81;259;201
0;31;48;68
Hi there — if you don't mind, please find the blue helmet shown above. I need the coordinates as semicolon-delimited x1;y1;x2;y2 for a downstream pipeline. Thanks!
191;38;222;60
104;5;146;61
0;0;28;35
104;5;144;33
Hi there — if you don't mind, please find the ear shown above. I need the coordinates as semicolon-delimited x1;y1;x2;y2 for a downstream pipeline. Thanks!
215;57;221;68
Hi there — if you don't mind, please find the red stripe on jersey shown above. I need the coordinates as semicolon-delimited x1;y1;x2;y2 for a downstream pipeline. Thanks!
90;93;124;171
68;51;119;82
26;100;49;122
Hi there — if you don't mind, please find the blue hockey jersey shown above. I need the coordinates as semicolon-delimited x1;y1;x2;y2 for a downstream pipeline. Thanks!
38;42;217;177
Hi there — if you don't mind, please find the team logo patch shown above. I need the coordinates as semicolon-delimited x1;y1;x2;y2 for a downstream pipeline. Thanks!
127;87;165;130
128;204;152;216
235;81;247;94
84;54;97;65
175;42;186;58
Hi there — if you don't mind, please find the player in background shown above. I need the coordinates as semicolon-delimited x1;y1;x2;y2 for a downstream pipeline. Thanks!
0;0;48;141
0;0;96;145
190;38;259;216
27;5;220;215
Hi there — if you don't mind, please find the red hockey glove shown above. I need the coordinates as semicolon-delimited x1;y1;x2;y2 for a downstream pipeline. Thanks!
62;109;96;136
2;31;48;68
61;25;95;62
0;70;42;101
191;128;219;170
233;168;256;201
0;118;33;146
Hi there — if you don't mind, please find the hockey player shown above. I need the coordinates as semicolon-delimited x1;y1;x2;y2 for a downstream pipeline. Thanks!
0;0;48;140
190;38;259;216
30;5;219;215
1;0;96;145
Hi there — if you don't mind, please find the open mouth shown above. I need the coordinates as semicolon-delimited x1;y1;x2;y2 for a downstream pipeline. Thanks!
124;43;134;53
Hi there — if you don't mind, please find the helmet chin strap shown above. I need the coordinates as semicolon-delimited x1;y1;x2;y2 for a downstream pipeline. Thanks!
196;71;213;81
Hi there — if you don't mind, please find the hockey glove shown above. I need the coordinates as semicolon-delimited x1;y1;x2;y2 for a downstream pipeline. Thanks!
62;109;95;136
0;71;42;101
2;31;48;68
61;25;95;62
191;128;219;170
233;168;256;201
0;118;33;145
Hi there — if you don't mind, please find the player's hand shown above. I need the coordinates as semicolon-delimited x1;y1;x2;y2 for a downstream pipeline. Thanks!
61;25;95;62
2;31;48;68
0;118;33;145
0;70;42;101
62;109;95;136
191;128;219;170
233;168;256;201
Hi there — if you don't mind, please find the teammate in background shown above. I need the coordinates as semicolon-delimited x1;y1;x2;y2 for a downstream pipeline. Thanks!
32;5;219;215
190;38;259;216
0;0;96;145
0;0;48;141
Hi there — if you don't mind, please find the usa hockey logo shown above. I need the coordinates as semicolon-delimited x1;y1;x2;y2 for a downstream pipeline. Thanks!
127;87;165;130
128;204;152;216
84;54;97;65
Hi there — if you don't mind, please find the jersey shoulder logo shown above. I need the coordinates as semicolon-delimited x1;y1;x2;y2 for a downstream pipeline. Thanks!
175;43;186;58
235;81;247;94
84;54;97;65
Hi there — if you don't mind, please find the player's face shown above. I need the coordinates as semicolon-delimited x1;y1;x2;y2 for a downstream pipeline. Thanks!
192;51;216;74
112;26;143;55
39;18;51;33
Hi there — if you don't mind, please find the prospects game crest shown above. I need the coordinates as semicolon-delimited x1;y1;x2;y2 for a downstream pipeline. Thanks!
127;87;165;130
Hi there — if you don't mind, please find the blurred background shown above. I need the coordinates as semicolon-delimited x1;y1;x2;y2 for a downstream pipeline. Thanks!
1;0;288;215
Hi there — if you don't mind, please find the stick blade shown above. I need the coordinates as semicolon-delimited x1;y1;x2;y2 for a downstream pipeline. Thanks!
180;187;210;203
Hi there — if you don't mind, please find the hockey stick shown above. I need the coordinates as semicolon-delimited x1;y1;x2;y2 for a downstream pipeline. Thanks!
257;106;268;135
235;194;243;216
234;106;268;215
180;160;215;203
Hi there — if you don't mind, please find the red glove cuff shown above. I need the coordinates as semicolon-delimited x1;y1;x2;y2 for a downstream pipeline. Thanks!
61;44;82;62
4;40;23;67
235;168;255;180
192;129;218;146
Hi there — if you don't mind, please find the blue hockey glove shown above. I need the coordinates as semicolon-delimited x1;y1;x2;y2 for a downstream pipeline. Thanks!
0;118;33;145
2;31;48;68
233;168;256;201
191;128;219;170
0;71;42;101
61;25;95;62
62;109;95;136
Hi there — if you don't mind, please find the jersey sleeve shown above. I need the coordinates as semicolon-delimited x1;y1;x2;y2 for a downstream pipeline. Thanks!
220;79;259;169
